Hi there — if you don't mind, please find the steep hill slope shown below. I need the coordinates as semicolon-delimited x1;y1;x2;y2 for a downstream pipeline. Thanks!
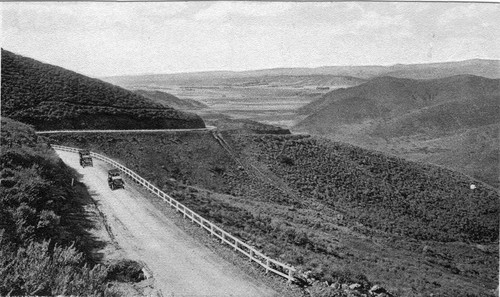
1;49;205;130
133;89;208;110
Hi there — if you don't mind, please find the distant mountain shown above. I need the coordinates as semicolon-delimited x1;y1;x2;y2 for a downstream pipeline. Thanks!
295;75;500;187
1;49;205;130
103;59;500;88
384;59;500;80
134;90;208;110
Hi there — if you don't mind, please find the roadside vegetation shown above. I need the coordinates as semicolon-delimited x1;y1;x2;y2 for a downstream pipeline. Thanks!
0;118;112;296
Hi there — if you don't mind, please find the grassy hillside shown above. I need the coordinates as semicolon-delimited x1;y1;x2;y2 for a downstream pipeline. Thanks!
47;131;498;297
401;123;500;188
296;75;500;187
1;49;205;130
298;75;499;119
133;89;208;110
0;118;110;295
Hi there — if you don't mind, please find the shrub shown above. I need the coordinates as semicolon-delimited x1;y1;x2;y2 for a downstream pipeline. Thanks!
106;259;145;283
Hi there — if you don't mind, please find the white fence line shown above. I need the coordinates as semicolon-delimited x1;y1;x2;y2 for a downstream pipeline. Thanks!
52;144;296;282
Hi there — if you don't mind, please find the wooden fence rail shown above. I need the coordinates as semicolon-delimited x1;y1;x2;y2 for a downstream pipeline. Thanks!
52;144;296;282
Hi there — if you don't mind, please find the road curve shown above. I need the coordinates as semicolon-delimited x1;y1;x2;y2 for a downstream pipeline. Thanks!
56;150;275;297
36;125;216;134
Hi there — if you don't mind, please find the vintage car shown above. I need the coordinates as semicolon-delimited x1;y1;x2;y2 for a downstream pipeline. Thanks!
107;169;124;190
78;149;93;167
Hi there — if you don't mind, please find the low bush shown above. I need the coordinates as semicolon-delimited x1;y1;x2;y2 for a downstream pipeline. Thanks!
106;259;145;283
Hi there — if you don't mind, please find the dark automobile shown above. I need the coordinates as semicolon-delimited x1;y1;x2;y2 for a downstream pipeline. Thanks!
108;169;124;190
79;149;93;167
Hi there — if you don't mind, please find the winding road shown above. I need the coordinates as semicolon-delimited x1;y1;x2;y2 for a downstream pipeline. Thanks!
56;149;275;297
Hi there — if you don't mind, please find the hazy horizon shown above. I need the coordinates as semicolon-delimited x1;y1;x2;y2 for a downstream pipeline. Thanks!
3;2;499;77
100;57;499;78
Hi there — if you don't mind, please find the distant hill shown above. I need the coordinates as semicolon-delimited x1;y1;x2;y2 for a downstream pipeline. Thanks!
297;75;499;135
103;59;500;88
133;89;207;110
384;59;500;80
296;75;500;187
1;49;205;130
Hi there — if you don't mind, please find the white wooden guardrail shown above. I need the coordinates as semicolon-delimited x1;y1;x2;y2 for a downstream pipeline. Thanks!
52;144;296;282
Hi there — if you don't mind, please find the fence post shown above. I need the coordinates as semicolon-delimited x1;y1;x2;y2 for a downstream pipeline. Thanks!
249;250;253;262
210;224;214;237
266;259;270;274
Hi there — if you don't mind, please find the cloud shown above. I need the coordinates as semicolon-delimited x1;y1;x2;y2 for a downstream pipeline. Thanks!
2;2;189;32
2;2;498;76
193;2;293;21
438;3;498;27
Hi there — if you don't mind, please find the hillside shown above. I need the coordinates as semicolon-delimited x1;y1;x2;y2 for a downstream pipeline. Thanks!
1;49;205;130
295;75;500;187
298;75;499;118
47;131;498;297
409;123;499;187
133;89;208;110
297;75;499;136
0;118;110;295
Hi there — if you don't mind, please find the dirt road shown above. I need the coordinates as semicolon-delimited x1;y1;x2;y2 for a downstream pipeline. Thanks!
56;150;276;297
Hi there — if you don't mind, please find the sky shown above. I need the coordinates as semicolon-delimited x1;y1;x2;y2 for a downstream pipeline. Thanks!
2;1;499;77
